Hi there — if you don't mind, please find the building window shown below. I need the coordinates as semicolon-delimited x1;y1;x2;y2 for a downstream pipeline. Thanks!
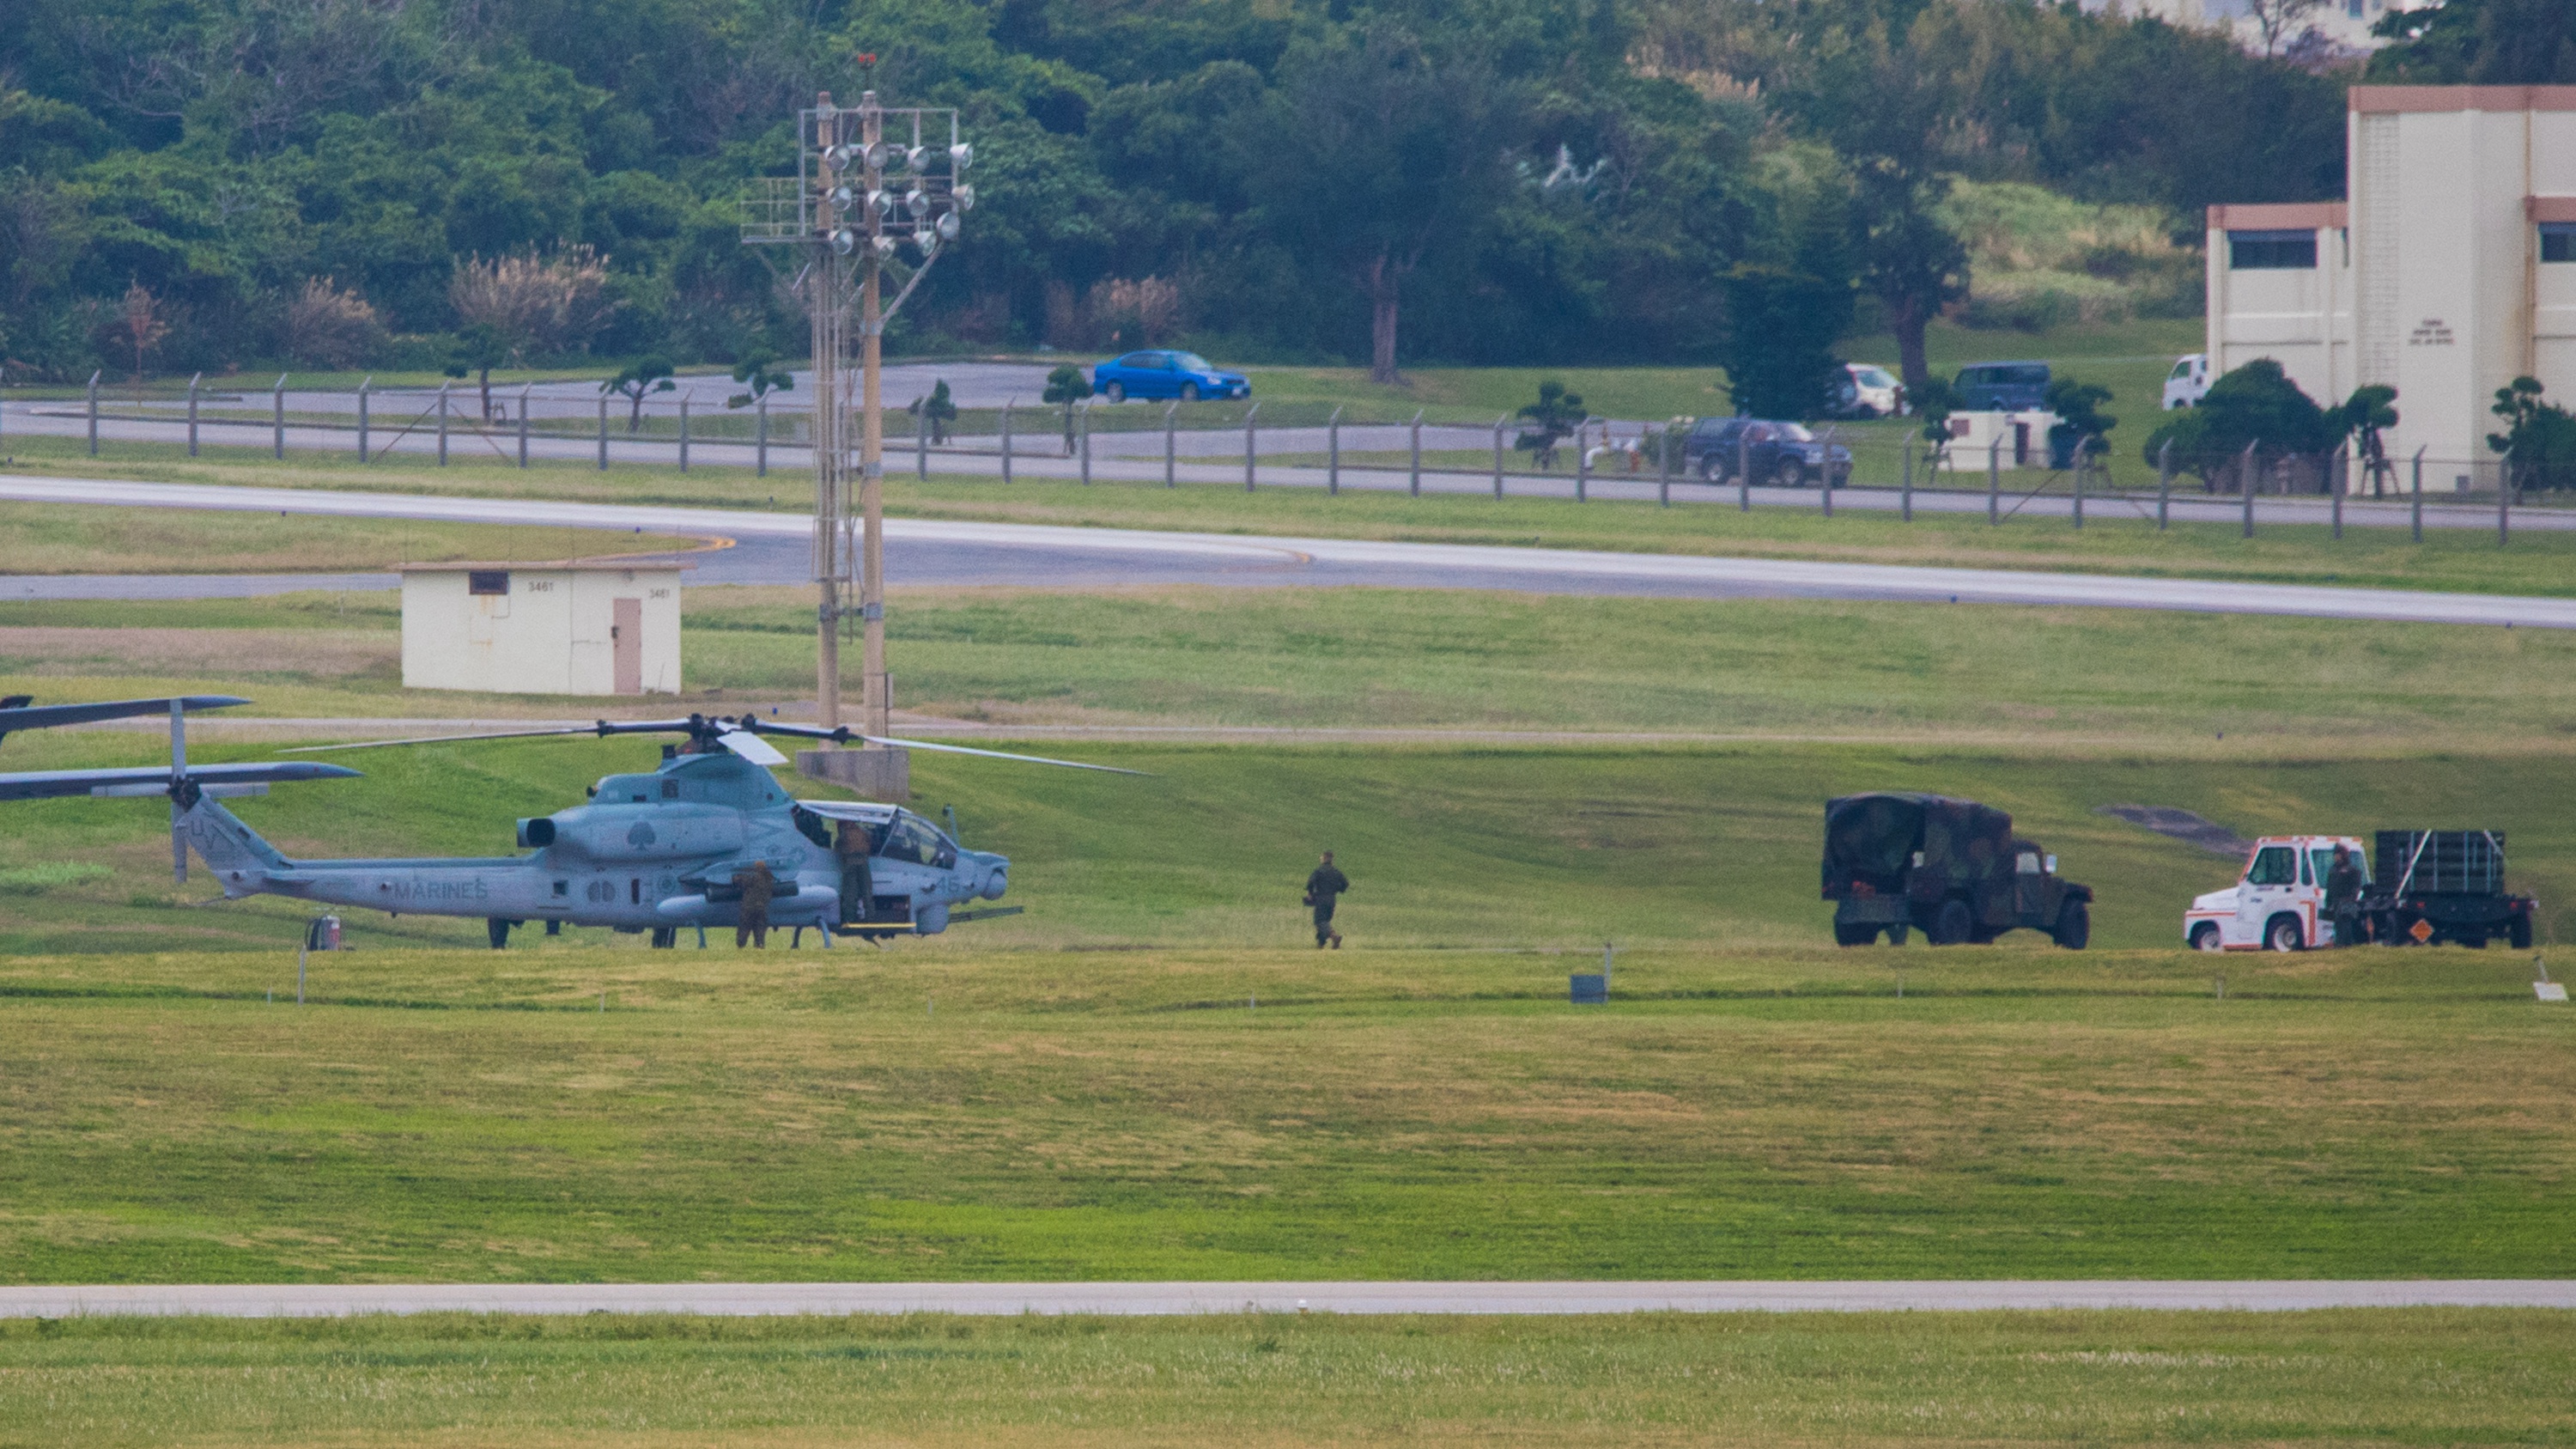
468;570;510;596
2543;224;2576;264
2228;229;2317;270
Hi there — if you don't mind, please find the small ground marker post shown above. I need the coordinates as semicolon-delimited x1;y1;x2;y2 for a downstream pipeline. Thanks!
2401;441;2421;541
2213;973;2225;1001
2157;438;2172;530
2538;957;2566;1002
2240;441;2257;539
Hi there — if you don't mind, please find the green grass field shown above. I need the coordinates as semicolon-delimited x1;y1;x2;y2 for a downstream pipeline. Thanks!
0;502;690;575
3;1308;2570;1447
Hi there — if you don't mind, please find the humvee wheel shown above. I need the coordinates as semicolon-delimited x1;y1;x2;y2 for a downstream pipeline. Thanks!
2511;916;2534;949
1884;922;1910;946
1929;898;1973;946
2190;922;2222;953
2263;913;2303;953
2052;898;2090;950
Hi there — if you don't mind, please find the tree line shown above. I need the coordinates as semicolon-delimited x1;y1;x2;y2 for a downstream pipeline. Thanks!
5;0;2530;398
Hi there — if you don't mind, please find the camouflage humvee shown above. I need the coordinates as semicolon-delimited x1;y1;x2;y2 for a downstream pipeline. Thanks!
1822;793;2092;947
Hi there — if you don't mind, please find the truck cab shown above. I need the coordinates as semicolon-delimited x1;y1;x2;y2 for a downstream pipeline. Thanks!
2183;835;2364;952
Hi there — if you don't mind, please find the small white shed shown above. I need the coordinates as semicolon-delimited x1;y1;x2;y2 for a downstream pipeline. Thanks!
1935;410;2063;472
400;562;685;696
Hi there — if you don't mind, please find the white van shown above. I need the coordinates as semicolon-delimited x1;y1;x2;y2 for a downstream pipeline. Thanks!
2183;835;2366;952
2162;354;2209;410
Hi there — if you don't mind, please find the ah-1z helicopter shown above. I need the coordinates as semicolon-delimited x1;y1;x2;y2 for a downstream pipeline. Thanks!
2;694;1133;947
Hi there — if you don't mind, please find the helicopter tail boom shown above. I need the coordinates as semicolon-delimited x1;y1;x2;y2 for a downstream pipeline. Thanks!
179;795;296;898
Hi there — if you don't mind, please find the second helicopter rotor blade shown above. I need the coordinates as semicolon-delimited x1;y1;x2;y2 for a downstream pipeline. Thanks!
854;734;1151;776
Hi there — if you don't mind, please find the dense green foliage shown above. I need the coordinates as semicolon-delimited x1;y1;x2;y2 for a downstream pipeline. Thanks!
2;0;2342;382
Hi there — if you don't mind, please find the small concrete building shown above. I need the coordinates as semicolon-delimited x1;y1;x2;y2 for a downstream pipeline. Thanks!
401;562;684;696
2207;85;2576;484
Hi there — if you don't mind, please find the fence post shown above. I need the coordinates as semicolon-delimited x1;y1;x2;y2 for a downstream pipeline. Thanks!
912;398;924;481
1492;415;1507;498
87;371;99;456
677;394;690;473
273;374;288;460
1243;402;1260;491
1817;424;1832;519
1901;441;1914;522
2157;438;2172;531
597;393;608;470
357;377;370;462
2411;446;2425;544
1078;401;1091;485
1987;438;2001;525
436;381;450;466
2071;448;2084;530
1574;418;1589;503
2331;447;2344;541
1737;429;1751;513
1001;399;1014;484
518;384;531;468
1327;406;1341;496
1408;409;1423;498
2499;456;2511;546
1658;423;1672;508
187;373;201;457
1164;402;1177;488
2240;441;2258;539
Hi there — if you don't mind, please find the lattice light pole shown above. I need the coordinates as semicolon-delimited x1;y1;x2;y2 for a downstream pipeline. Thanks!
744;81;972;740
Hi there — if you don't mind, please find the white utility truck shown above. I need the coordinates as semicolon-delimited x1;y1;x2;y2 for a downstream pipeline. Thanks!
2183;835;2366;953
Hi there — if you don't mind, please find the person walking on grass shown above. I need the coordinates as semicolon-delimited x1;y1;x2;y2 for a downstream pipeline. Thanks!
1305;850;1348;949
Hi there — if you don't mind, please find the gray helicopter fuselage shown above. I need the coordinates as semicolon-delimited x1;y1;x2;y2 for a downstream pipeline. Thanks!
186;750;1007;934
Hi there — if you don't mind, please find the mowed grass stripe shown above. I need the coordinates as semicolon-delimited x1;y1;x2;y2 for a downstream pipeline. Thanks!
0;947;2567;1284
1;1307;2570;1448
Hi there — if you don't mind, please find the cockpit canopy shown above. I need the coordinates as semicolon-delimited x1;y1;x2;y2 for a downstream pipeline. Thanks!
793;800;957;867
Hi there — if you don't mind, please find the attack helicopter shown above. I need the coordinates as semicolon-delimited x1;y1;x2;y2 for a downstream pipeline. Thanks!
252;713;1140;947
4;695;1132;947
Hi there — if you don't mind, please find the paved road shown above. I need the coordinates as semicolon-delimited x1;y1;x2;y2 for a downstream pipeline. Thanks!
4;397;2556;532
4;474;2569;626
3;1280;2569;1318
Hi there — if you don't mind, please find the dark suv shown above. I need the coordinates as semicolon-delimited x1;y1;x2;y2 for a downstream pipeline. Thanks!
1953;361;2050;411
1683;417;1854;487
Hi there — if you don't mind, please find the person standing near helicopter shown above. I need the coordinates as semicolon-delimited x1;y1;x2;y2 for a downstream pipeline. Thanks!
1305;850;1348;948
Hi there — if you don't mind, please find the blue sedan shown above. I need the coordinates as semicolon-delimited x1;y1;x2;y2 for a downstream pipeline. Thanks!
1091;350;1249;403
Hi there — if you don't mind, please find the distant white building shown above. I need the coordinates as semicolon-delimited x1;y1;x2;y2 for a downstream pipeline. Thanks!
401;562;684;696
2093;0;2421;55
2204;84;2576;482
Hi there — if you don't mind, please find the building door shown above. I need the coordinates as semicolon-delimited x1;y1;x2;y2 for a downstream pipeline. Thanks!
611;598;642;695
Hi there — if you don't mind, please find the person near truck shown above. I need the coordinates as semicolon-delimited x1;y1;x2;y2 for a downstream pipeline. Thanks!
2326;843;2366;947
1305;851;1348;949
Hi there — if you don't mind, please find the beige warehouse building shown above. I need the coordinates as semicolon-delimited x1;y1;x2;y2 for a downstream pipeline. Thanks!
2206;85;2576;484
401;562;684;696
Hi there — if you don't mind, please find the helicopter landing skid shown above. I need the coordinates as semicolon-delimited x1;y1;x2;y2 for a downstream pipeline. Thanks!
836;905;1024;941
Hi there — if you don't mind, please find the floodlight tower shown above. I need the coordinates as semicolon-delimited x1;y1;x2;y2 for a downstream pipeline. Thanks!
743;80;972;751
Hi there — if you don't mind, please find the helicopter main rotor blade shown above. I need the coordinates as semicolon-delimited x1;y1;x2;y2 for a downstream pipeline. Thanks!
282;721;685;754
854;734;1151;776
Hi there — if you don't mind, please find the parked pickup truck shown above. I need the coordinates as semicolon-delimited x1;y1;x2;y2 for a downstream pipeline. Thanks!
2184;830;2536;951
1824;792;2093;947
